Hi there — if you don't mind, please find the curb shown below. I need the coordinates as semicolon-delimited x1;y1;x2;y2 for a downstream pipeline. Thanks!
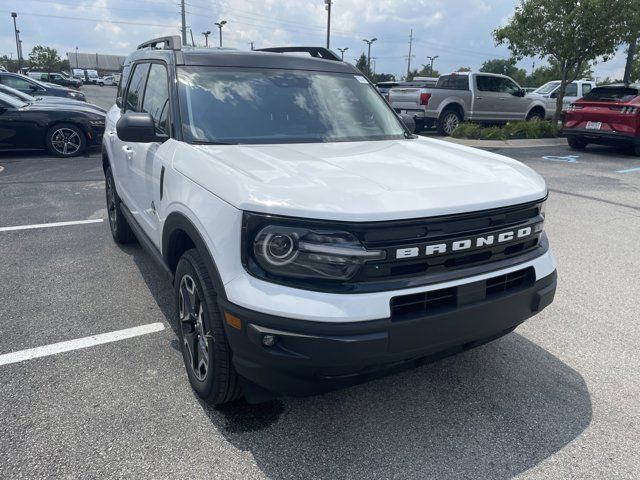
441;137;567;149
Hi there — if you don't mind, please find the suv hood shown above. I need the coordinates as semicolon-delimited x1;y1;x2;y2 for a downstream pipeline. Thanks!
173;137;547;222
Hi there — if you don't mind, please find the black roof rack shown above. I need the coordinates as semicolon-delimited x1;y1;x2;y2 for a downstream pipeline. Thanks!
137;36;182;51
255;46;341;61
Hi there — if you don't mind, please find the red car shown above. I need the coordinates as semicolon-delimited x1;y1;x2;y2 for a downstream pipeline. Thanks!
563;84;640;155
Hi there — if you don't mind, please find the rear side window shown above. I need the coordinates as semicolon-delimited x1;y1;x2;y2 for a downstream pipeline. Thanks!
436;75;469;90
564;83;578;96
124;63;150;112
0;75;36;90
141;64;170;135
583;87;640;102
582;84;592;95
476;75;503;92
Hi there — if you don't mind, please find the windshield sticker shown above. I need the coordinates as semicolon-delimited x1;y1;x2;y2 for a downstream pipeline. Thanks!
354;75;369;84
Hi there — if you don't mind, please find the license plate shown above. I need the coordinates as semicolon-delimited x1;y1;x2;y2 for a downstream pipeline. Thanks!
586;121;602;130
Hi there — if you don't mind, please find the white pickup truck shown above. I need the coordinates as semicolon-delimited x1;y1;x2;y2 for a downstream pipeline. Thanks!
529;80;596;117
389;72;548;135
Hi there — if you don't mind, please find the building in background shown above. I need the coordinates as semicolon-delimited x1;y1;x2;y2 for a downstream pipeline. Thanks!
66;52;125;76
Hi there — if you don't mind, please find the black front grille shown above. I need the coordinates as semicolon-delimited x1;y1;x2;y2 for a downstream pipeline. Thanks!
351;200;545;285
390;267;535;320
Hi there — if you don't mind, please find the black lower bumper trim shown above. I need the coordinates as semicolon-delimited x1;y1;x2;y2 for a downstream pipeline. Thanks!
220;270;557;398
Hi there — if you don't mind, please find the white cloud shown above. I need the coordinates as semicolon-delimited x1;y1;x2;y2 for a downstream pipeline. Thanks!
1;0;627;81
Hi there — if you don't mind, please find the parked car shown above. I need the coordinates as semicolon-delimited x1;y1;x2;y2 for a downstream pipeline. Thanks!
0;91;104;157
27;71;82;89
530;80;596;117
0;72;86;101
0;83;105;113
103;37;556;405
563;84;640;155
389;72;548;135
98;75;116;87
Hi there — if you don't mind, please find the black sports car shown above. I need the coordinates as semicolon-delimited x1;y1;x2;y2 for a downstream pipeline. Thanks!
0;91;105;157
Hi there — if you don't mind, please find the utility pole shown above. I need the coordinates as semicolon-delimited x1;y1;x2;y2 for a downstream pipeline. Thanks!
624;38;637;86
363;38;377;77
249;41;254;50
11;13;21;72
180;0;187;46
324;0;332;49
190;29;195;47
75;46;79;69
215;20;227;48
337;47;348;60
202;31;211;47
406;29;414;78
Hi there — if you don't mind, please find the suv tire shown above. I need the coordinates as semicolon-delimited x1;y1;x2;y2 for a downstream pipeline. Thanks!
105;167;136;244
568;137;588;150
45;123;87;157
634;144;640;157
175;249;242;405
437;108;462;136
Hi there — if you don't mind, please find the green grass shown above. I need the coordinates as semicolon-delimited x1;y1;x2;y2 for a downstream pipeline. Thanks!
451;120;559;140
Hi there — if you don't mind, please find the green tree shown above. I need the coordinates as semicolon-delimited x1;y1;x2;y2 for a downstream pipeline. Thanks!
494;0;626;123
621;3;640;84
456;66;472;72
406;65;440;81
480;58;528;85
355;53;369;76
28;45;64;72
371;72;396;83
527;59;593;88
0;55;20;72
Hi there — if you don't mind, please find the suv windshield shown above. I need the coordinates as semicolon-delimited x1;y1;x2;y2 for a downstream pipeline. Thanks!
177;67;406;144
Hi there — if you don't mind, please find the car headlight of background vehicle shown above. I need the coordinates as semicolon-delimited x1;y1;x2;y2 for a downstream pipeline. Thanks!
243;213;386;287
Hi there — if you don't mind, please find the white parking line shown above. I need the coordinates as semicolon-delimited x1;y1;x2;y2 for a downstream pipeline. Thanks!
0;323;165;367
0;218;103;232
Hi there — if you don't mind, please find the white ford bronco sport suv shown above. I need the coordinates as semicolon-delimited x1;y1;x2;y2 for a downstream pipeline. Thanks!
103;37;557;404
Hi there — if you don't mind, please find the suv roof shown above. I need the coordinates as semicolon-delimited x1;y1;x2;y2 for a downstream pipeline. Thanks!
126;36;359;75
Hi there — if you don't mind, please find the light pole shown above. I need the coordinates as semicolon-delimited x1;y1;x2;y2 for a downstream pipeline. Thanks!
215;20;227;48
11;12;21;72
337;47;348;60
75;46;79;69
202;31;211;47
324;0;332;49
363;38;377;76
426;55;439;76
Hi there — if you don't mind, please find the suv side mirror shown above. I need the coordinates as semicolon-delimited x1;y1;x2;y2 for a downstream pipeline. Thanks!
29;84;39;92
117;112;167;143
550;91;558;99
513;89;526;97
399;113;416;134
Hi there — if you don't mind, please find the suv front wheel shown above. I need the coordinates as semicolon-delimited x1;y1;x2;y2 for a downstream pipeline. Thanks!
175;249;242;405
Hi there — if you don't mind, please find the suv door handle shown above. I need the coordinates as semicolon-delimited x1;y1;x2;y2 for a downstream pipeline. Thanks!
476;96;483;100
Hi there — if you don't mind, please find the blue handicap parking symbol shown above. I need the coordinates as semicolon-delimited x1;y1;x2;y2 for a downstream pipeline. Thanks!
542;155;579;163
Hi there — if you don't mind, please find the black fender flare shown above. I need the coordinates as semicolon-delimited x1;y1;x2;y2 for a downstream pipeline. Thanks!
162;212;228;300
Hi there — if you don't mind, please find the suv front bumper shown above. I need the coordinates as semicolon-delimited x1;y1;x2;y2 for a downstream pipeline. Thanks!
220;269;557;398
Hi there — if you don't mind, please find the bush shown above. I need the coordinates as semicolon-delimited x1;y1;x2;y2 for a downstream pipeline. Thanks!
452;120;558;140
451;122;483;139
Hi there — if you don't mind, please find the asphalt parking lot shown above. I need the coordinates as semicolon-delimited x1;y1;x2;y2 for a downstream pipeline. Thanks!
1;88;639;479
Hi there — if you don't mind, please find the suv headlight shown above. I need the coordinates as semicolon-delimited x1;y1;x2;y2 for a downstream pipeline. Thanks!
243;213;385;286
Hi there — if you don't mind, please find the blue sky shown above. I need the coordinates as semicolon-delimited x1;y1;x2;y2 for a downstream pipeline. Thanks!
1;0;628;81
